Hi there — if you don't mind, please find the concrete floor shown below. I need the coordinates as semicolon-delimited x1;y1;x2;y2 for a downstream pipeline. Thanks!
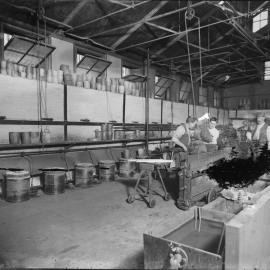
0;178;193;269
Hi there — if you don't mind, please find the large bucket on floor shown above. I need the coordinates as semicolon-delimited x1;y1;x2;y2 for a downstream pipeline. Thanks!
99;160;115;182
43;170;66;195
75;163;95;187
4;170;30;202
118;158;136;178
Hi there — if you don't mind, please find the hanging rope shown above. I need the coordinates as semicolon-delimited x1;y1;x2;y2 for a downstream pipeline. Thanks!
184;2;196;117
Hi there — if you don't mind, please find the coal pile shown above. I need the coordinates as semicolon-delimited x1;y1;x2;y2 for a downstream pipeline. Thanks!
204;144;270;188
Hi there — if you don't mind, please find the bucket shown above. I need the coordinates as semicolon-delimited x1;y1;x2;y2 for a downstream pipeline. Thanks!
30;132;40;144
119;158;136;178
21;132;31;144
75;163;95;187
43;170;66;195
99;160;115;182
3;170;30;202
9;132;21;144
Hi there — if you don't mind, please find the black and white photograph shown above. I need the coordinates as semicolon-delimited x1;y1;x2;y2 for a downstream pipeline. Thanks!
0;0;270;269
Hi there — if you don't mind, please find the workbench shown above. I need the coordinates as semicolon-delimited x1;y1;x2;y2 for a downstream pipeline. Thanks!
176;149;230;210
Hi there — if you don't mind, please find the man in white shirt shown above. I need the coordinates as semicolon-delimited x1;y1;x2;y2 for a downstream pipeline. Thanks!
246;113;270;149
200;117;219;146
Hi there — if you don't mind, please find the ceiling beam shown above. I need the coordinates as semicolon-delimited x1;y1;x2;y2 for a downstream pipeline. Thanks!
111;1;168;49
64;0;150;33
86;1;206;39
152;7;217;57
209;1;267;57
107;0;132;8
63;0;88;25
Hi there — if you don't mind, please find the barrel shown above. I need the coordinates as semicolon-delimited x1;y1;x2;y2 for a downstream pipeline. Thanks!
4;170;30;202
99;160;116;182
43;170;66;195
30;132;40;144
21;132;31;144
75;163;95;187
119;158;136;178
9;132;21;144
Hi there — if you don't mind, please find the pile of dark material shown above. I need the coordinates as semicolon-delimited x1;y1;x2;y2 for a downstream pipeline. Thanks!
204;143;270;188
217;124;238;149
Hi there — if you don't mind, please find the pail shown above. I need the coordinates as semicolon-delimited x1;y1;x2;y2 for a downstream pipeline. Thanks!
4;170;30;202
75;163;95;187
43;170;66;195
99;160;115;182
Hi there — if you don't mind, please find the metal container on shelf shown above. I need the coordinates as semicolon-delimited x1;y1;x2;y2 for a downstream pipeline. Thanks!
101;124;107;140
21;132;31;144
114;130;124;140
30;132;40;144
41;129;51;143
9;132;21;144
90;77;96;89
99;160;116;182
3;170;30;202
1;60;7;74
75;163;96;187
94;129;102;141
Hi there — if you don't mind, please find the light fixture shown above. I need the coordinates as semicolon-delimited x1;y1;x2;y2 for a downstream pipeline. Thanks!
218;1;224;5
225;75;230;81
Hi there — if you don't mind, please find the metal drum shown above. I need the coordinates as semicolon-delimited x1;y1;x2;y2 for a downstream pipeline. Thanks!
9;132;21;144
21;132;31;144
75;163;95;187
4;170;30;202
119;158;136;178
99;160;116;182
30;132;40;144
43;170;66;195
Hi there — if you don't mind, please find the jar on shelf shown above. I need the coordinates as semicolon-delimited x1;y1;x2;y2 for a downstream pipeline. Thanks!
1;60;7;74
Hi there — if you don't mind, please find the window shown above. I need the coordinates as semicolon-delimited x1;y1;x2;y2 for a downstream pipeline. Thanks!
265;61;270;80
4;33;12;46
76;53;84;64
154;75;174;100
3;34;55;67
253;9;268;32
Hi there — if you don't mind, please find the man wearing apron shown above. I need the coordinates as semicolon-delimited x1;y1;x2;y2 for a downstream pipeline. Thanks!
171;116;198;210
171;116;198;167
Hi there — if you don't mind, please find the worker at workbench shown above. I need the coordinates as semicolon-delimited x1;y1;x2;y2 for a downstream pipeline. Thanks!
246;113;270;149
171;116;199;168
200;117;220;150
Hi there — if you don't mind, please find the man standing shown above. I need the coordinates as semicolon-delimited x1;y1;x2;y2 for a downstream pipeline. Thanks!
172;116;198;153
200;117;220;151
246;113;270;149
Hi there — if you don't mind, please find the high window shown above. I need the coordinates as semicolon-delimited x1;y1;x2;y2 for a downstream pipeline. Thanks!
253;9;268;32
265;61;270;80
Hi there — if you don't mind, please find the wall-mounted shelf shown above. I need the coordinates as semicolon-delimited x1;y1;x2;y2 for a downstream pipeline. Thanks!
0;137;171;151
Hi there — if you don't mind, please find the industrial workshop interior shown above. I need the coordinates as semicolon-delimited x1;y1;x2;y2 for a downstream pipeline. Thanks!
1;0;270;269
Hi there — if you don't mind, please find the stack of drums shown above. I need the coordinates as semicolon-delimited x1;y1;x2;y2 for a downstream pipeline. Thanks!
119;159;136;178
99;160;116;182
75;163;95;187
43;169;66;195
3;170;30;202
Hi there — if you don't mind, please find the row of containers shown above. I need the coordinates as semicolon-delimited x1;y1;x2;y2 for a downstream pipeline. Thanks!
0;149;146;203
0;60;145;97
9;130;51;145
8;126;165;145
